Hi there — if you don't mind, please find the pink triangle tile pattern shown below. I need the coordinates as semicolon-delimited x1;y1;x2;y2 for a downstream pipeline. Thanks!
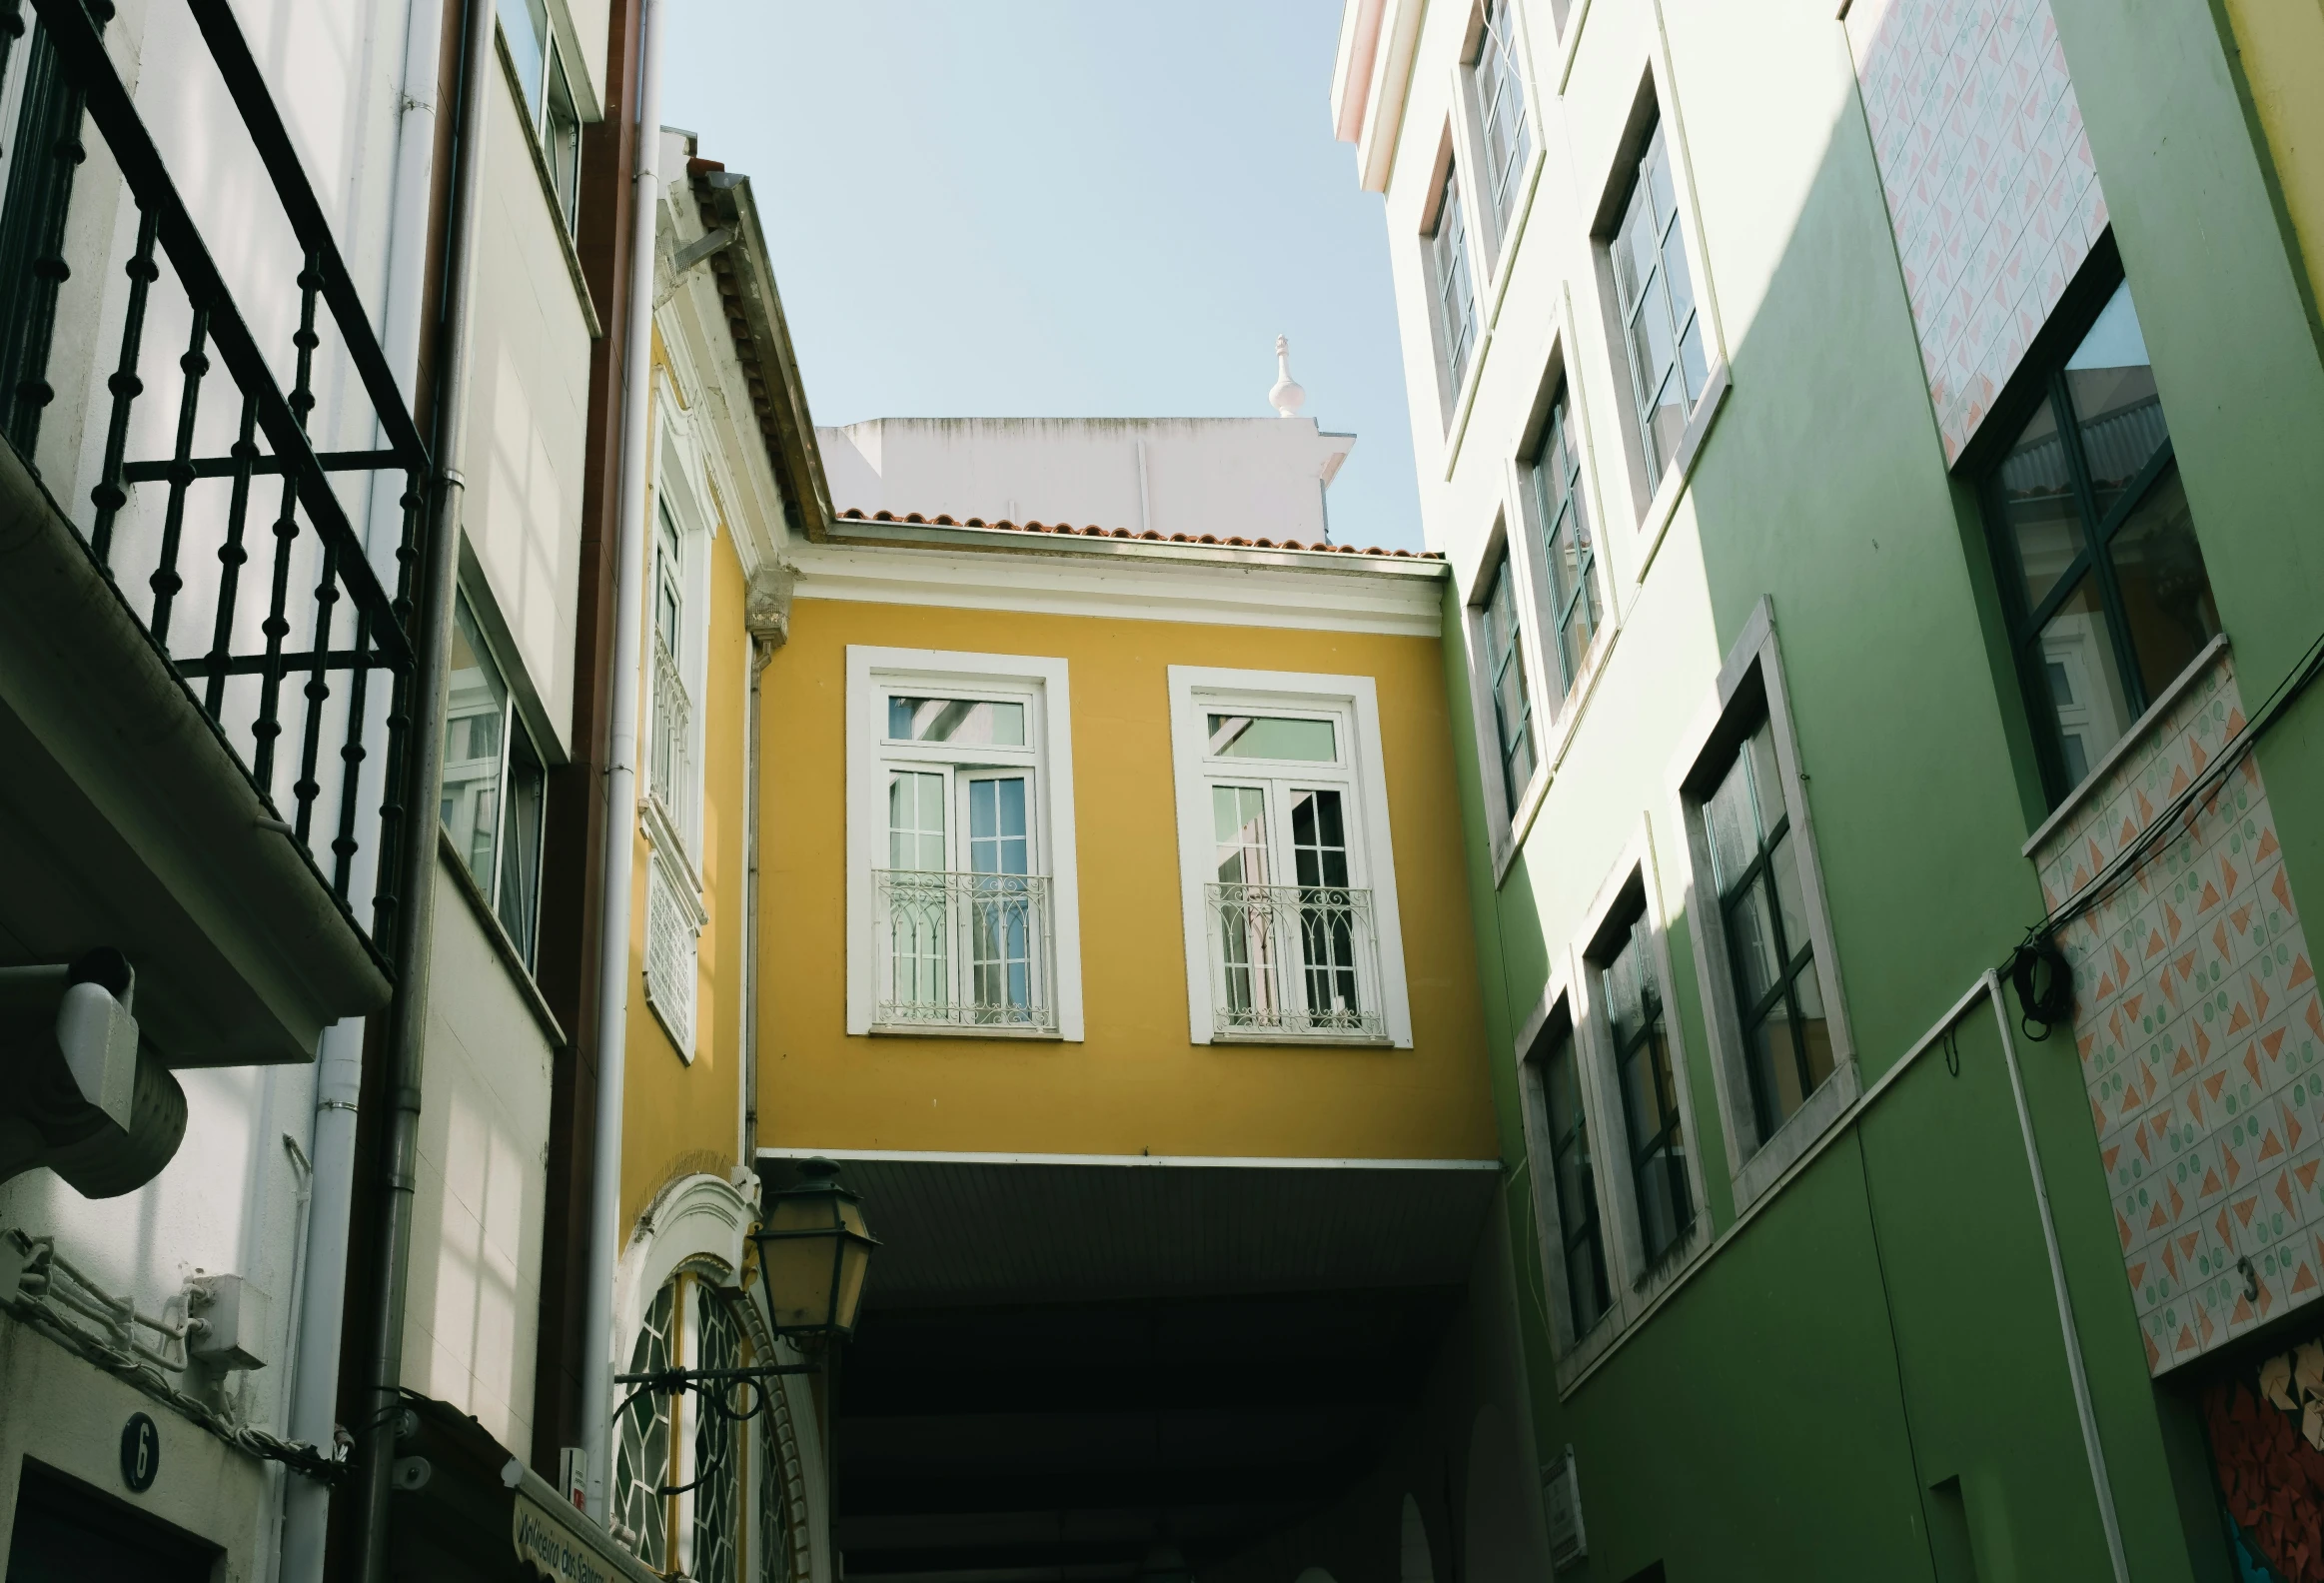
1844;0;2110;465
2034;651;2320;1376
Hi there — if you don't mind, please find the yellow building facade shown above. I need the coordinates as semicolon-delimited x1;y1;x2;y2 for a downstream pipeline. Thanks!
607;138;1531;1583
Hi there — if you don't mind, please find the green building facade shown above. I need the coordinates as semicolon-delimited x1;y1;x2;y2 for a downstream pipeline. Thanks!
1332;0;2324;1575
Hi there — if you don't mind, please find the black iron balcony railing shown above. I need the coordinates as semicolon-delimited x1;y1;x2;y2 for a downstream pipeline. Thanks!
0;0;432;955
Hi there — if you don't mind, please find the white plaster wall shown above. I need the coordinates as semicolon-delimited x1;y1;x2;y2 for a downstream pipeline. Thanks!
400;855;555;1457
460;65;596;758
0;1311;278;1576
817;417;1358;545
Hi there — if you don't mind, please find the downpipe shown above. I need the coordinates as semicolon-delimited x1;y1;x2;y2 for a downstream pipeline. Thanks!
279;0;445;1575
577;0;664;1521
352;0;495;1573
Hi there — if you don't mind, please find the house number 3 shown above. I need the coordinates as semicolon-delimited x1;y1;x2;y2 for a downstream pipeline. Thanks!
119;1413;160;1493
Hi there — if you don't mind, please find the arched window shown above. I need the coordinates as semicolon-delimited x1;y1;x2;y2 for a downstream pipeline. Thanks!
611;1269;805;1581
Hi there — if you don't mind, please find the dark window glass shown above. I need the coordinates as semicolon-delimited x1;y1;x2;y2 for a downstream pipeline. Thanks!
1539;1018;1612;1337
1479;552;1536;811
1532;388;1600;692
1430;164;1478;397
1705;719;1832;1140
1611;120;1708;488
1983;278;2218;802
1603;917;1692;1262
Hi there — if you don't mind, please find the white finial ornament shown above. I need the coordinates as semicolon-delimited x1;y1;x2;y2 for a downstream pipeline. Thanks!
1268;334;1306;418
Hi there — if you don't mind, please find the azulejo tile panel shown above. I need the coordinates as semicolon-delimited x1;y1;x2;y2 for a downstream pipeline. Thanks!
1844;0;2107;464
2033;651;2320;1375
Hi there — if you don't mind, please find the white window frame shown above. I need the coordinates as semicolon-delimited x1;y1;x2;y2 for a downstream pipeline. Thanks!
1422;139;1482;426
1458;0;1537;274
1165;667;1413;1048
1560;826;1710;1343
644;845;706;1060
646;395;715;877
1667;598;1857;1211
844;646;1084;1040
1462;514;1551;879
1512;959;1625;1384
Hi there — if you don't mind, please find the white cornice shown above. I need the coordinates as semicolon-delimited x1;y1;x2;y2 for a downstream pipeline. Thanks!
790;539;1446;639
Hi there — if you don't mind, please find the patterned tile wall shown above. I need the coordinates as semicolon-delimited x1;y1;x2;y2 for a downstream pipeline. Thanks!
1845;0;2111;464
2035;650;2322;1375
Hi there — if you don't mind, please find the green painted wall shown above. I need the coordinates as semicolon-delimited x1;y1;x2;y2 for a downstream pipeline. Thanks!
1425;0;2324;1576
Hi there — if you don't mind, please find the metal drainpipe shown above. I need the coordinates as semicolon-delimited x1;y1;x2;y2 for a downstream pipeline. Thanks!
739;633;773;1167
279;0;445;1575
1985;971;2130;1582
352;0;494;1572
578;0;664;1521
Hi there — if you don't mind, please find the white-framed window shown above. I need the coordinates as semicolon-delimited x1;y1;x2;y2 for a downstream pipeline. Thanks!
499;0;583;232
644;848;705;1058
1425;154;1479;407
1607;113;1710;492
1525;379;1603;702
443;590;548;968
1166;668;1412;1047
1468;0;1532;239
1515;832;1709;1385
845;647;1084;1040
647;494;702;859
1463;516;1550;874
1670;599;1856;1209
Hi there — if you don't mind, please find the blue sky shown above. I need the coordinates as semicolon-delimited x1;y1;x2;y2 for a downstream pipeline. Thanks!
661;2;1425;552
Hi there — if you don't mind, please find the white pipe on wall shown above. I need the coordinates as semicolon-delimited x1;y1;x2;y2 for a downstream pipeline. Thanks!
579;0;664;1520
279;0;444;1575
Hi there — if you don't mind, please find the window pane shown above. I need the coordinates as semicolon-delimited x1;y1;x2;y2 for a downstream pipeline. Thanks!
1482;556;1535;807
498;721;546;967
1476;0;1530;226
2106;466;2220;702
888;772;945;871
1704;753;1756;894
545;48;581;232
888;697;1025;747
1728;879;1783;1008
1290;788;1352;889
2034;576;2136;789
1644;133;1678;231
443;597;510;895
1542;1026;1611;1336
1207;715;1336;762
1434;166;1477;391
1792;956;1834;1096
1537;399;1599;690
1753;998;1807;1126
968;777;1028;876
1212;785;1269;884
2065;282;2169;522
497;0;548;122
1768;829;1812;960
1994;397;2086;614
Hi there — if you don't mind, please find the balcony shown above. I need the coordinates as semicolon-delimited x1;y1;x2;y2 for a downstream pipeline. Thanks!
0;0;426;1081
1205;882;1387;1040
872;870;1055;1033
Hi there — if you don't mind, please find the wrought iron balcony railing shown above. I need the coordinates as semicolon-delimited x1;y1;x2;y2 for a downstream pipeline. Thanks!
872;869;1054;1032
1206;881;1386;1039
0;0;433;953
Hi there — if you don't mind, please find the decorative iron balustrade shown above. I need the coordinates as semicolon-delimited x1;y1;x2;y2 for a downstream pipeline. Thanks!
1;0;434;953
872;869;1054;1031
1205;881;1386;1039
648;631;695;858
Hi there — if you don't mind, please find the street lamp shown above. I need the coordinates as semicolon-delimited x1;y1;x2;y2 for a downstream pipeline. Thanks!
612;1159;878;1418
750;1157;878;1342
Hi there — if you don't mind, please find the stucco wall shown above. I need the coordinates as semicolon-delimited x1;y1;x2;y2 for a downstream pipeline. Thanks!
402;854;554;1455
756;596;1498;1164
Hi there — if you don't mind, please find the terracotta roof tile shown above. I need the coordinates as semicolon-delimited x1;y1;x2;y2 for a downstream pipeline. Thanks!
836;507;1439;560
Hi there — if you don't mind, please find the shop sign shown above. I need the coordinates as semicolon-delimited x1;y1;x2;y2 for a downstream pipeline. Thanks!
513;1489;629;1583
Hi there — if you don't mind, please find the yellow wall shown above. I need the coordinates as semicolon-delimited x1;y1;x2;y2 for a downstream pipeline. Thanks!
2226;0;2324;315
758;596;1500;1162
619;486;752;1229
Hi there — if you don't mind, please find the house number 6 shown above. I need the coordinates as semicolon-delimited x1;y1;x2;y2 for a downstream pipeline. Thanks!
119;1413;160;1493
